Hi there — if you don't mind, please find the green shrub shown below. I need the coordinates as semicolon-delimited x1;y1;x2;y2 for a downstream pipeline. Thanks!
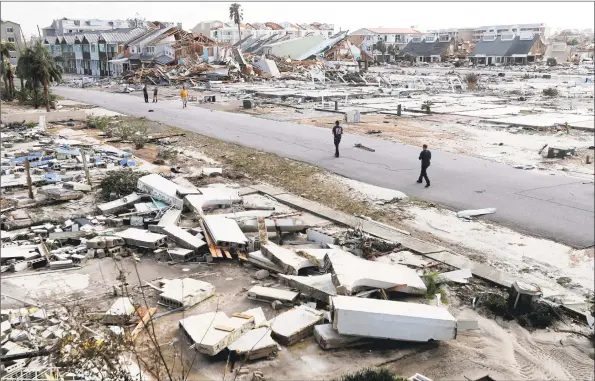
98;169;149;201
334;368;408;381
543;87;558;97
465;73;478;84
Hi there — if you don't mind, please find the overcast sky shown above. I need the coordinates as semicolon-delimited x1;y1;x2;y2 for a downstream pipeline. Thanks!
2;1;594;38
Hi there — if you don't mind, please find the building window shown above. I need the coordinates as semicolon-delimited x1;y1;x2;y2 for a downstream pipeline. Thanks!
412;36;422;43
7;37;15;43
6;27;14;33
425;36;436;42
91;44;96;53
74;20;80;26
146;46;155;54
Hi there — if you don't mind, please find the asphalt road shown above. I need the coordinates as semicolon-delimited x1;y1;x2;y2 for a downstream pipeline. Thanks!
54;87;595;248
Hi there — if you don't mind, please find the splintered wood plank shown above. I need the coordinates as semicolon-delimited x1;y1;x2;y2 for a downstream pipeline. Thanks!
130;307;157;342
200;219;223;258
214;325;235;332
223;250;232;259
231;313;252;319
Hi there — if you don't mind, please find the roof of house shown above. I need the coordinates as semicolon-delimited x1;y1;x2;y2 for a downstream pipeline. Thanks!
100;28;146;44
155;54;175;66
475;23;544;30
401;37;453;56
365;28;424;35
469;34;541;57
61;35;77;44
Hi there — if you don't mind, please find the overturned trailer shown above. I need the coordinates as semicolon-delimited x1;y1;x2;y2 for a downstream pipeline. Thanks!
330;296;457;342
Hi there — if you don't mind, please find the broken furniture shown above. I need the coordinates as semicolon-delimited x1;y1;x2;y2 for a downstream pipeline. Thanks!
508;281;543;313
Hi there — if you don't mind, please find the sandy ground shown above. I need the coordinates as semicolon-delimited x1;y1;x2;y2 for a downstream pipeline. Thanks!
331;173;594;302
2;97;593;380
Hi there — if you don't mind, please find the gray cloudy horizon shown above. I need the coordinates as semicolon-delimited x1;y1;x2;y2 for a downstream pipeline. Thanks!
1;1;593;39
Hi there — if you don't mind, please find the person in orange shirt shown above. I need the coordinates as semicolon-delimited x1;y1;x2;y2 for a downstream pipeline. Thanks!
180;86;188;109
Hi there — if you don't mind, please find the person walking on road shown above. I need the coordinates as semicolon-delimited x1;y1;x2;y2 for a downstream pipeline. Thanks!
152;87;158;103
417;144;431;188
180;86;188;109
332;120;343;157
143;85;149;103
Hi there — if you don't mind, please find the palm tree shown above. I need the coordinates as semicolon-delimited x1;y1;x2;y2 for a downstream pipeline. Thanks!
1;40;17;97
19;42;62;111
229;3;243;44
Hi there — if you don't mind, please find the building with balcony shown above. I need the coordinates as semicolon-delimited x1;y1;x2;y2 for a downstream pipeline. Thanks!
471;23;549;42
191;20;334;45
349;27;425;61
1;20;24;66
42;18;129;37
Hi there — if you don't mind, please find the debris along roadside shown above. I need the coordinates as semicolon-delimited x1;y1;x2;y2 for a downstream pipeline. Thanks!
1;114;592;380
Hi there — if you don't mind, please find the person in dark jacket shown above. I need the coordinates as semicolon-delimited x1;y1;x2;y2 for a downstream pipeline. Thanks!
143;85;149;103
417;144;431;187
332;121;343;157
152;87;158;103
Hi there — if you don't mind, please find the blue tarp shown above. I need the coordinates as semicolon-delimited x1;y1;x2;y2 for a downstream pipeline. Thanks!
11;152;43;163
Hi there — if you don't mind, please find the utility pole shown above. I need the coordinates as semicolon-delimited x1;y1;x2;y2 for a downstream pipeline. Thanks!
80;150;92;186
24;158;34;199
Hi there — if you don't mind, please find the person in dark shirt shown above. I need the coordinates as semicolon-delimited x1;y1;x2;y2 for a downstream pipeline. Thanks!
417;144;431;187
332;121;343;157
153;87;158;103
143;85;149;103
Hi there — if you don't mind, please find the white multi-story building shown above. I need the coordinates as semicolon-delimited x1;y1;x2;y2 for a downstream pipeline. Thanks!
349;28;425;57
42;18;129;37
191;20;334;45
427;28;474;43
471;23;549;42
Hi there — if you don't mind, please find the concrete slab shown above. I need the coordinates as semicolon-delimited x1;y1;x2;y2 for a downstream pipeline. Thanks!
270;305;324;346
228;327;278;360
487;113;594;129
160;225;206;251
423;251;516;288
203;215;248;247
314;324;371;350
242;307;269;328
137;174;183;208
158;278;215;309
270;193;445;254
104;297;136;325
295;248;334;269
115;228;167;249
331;296;457;342
179;310;255;356
246;250;284;273
261;242;315;275
324;249;427;295
374;251;433;268
1;110;87;124
278;273;337;302
97;193;143;214
455;106;523;118
436;269;473;284
247;285;298;303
